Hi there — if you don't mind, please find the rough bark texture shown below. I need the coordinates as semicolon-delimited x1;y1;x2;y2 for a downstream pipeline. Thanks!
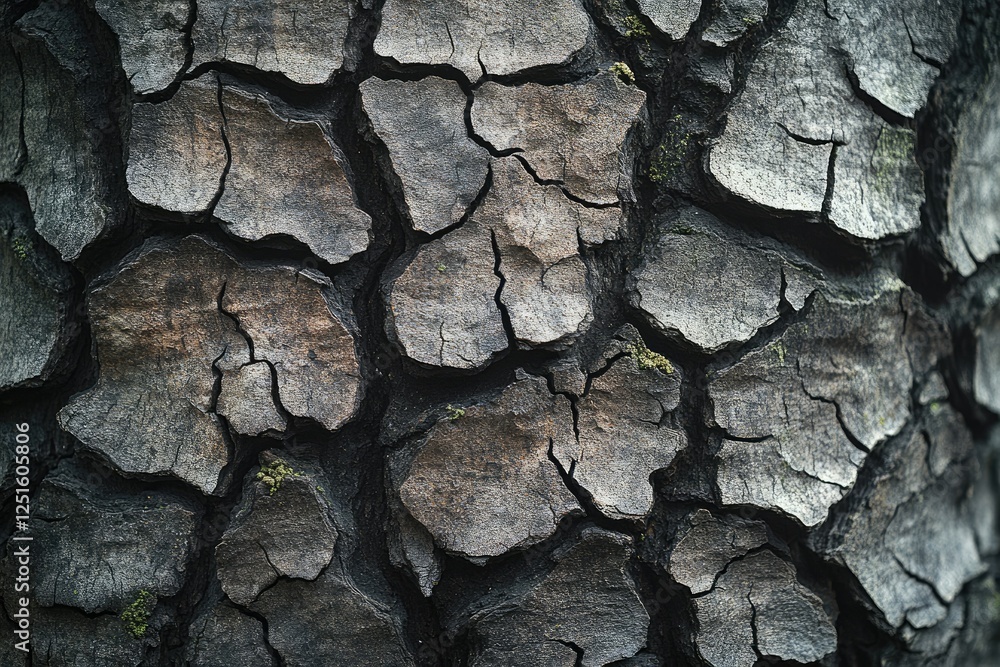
0;0;998;665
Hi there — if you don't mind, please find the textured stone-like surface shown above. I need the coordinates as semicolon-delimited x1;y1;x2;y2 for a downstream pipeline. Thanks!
127;75;227;214
666;509;768;594
59;236;361;493
217;361;286;436
555;353;685;520
703;0;767;46
467;528;648;666
714;435;855;528
399;374;580;558
919;371;949;406
782;262;821;310
615;656;662;667
216;87;372;265
187;603;276;667
11;6;117;260
473;72;647;205
58;237;247;493
827;124;925;240
385;221;506;370
361;77;489;235
636;0;701;40
251;565;414;666
895;599;967;663
31;462;199;614
707;0;929;240
216;455;338;606
974;307;1000;414
905;578;1000;665
711;117;831;214
31;606;146;667
0;195;74;391
385;72;647;367
96;0;190;94
942;68;1000;276
0;41;22;180
826;0;960;117
710;282;919;526
388;508;443;597
387;155;624;367
694;550;837;667
375;0;592;81
630;208;783;352
815;406;986;631
192;0;352;84
689;51;736;94
3;0;998;663
221;266;363;432
0;614;25;667
485;158;614;346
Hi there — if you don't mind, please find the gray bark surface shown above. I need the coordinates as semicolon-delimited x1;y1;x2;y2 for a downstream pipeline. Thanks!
0;0;998;665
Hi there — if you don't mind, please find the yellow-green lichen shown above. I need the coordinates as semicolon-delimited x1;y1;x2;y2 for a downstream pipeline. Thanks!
624;14;651;38
610;61;635;85
435;263;447;273
445;404;465;421
121;590;156;639
627;339;674;374
11;237;28;261
256;458;299;495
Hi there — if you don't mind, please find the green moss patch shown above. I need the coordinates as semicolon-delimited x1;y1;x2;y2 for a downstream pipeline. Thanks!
256;458;299;495
627;338;674;374
121;590;155;639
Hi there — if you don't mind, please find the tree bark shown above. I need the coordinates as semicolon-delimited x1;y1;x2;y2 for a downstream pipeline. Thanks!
0;0;998;665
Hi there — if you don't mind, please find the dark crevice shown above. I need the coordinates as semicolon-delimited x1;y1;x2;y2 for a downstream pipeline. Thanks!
820;143;839;223
418;162;495;244
580;349;628;397
215;280;295;429
775;121;841;146
205;76;233;221
844;65;917;129
822;0;840;22
690;544;775;600
510;154;623;210
715;431;773;444
890;554;951;610
747;585;764;660
489;228;517;347
546;437;640;537
462;89;521;158
260;359;294;430
901;14;945;69
236;606;285;666
797;370;873;457
553;638;585;666
372;60;478;88
778;263;793;310
129;0;198;104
